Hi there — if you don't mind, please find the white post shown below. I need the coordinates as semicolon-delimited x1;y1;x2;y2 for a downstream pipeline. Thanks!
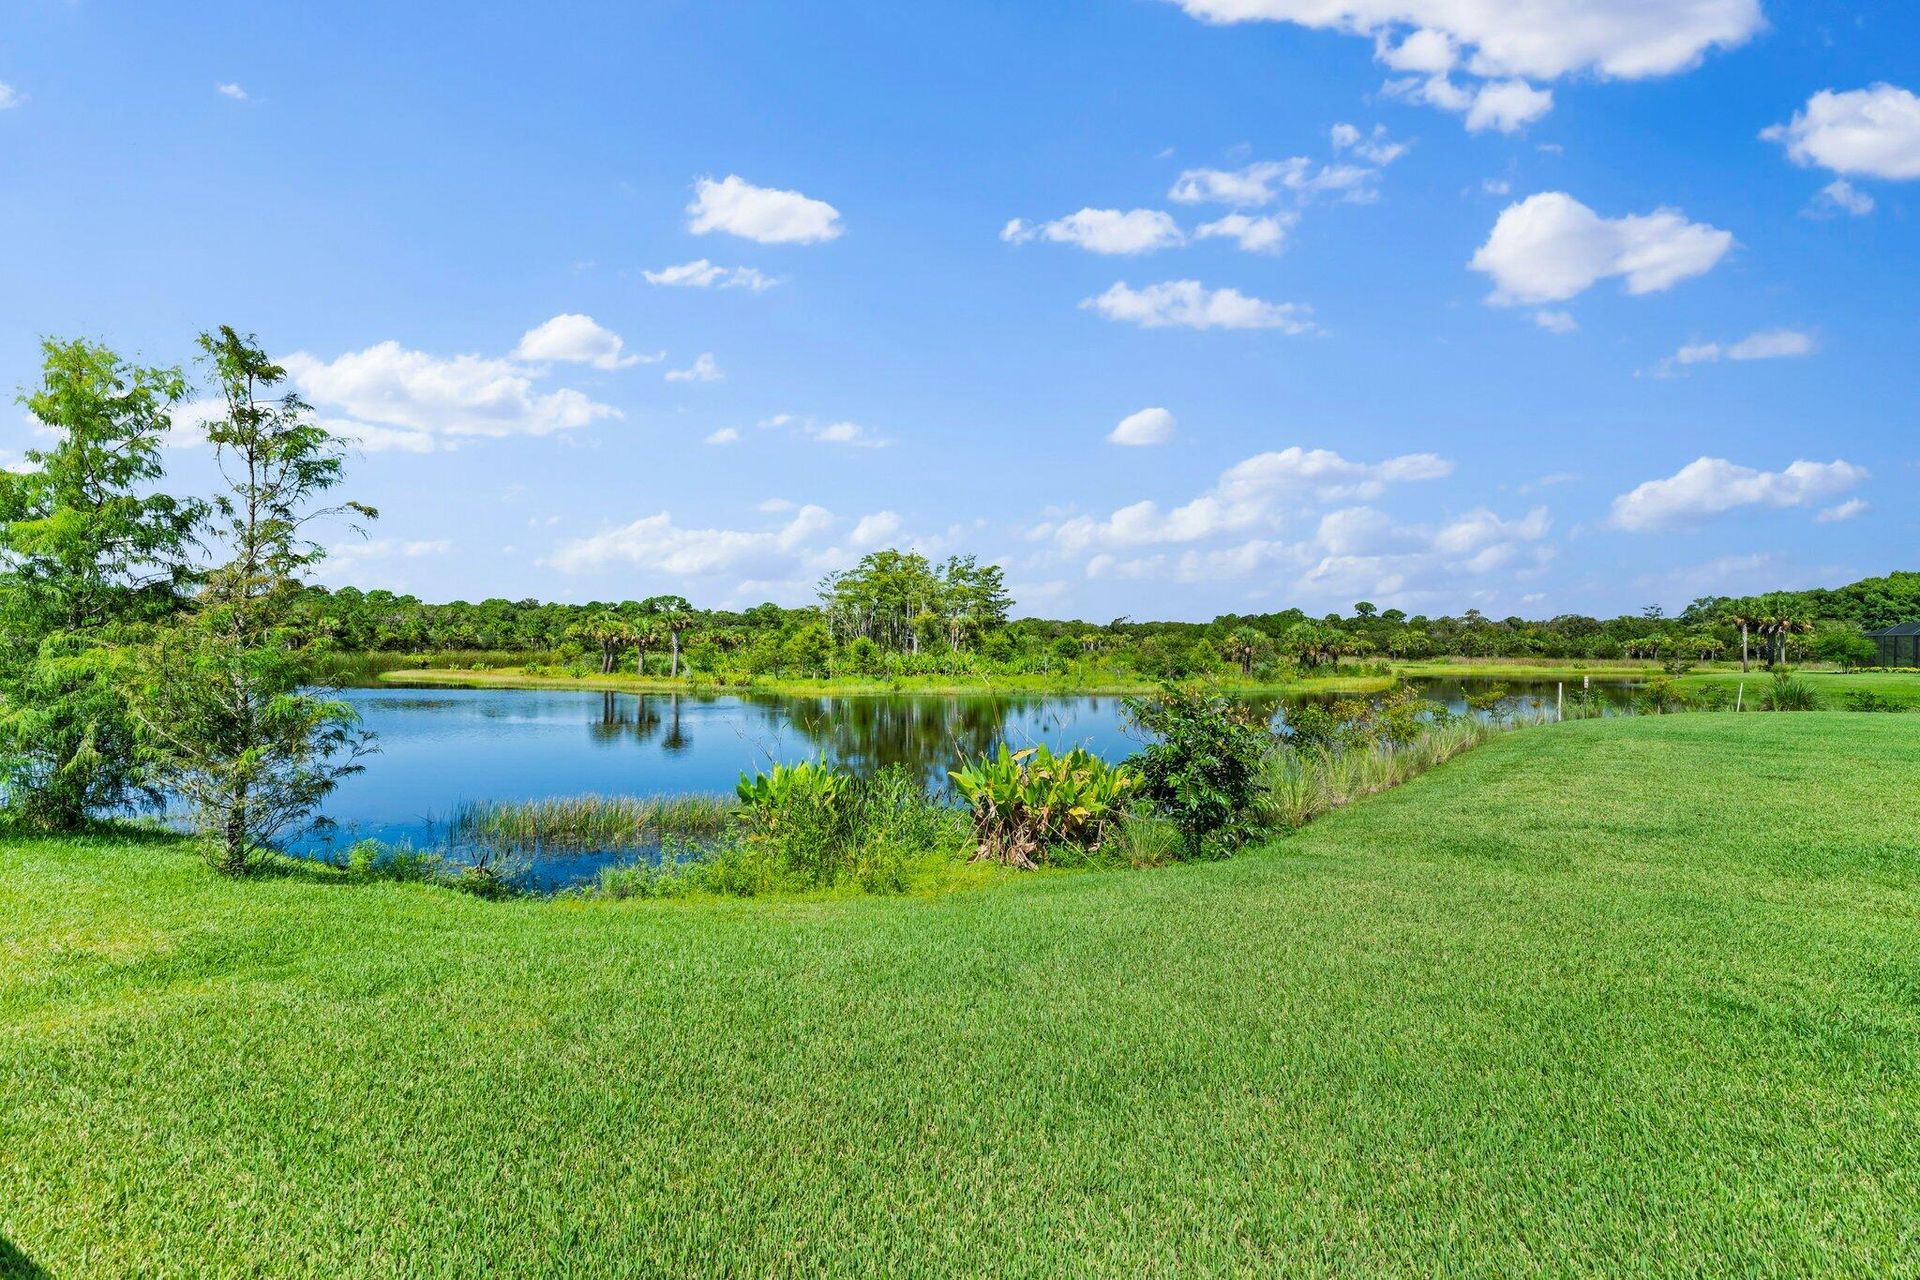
1557;681;1564;721
1735;682;1744;713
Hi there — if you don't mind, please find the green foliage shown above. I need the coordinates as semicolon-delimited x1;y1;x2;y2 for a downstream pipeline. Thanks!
1122;686;1271;858
129;328;375;874
728;762;956;891
949;743;1141;868
1288;684;1445;751
0;338;200;829
736;759;848;812
1760;669;1821;712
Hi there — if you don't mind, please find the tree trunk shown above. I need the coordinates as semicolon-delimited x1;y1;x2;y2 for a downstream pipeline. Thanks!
634;644;645;677
670;632;681;678
1740;624;1749;673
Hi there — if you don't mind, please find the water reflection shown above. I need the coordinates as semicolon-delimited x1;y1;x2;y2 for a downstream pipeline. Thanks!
302;677;1639;854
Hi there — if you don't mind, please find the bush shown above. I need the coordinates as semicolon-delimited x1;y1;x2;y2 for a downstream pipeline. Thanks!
949;743;1141;868
1761;670;1821;712
1122;686;1271;859
732;761;954;889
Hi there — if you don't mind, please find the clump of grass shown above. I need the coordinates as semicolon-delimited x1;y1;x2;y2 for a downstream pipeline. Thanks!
1259;713;1538;831
446;793;735;854
336;838;528;899
1760;670;1821;712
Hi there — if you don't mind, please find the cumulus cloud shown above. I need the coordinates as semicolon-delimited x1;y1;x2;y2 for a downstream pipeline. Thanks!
759;414;888;448
215;82;249;101
849;511;903;546
1083;280;1316;332
643;259;781;290
512;314;657;370
686;175;843;244
1763;84;1920;181
1655;328;1815;375
1037;446;1452;551
1816;498;1868;524
282;334;621;449
1386;74;1552;132
704;427;741;445
1001;208;1185;255
1329;122;1410;165
1608;457;1867;532
1169;157;1381;207
665;352;723;383
1815;179;1875;217
550;504;838;576
1165;0;1763;81
1532;309;1578;334
1108;407;1176;446
1469;192;1733;305
0;82;22;110
1194;212;1296;253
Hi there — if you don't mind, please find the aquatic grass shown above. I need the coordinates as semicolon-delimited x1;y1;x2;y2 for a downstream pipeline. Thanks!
446;792;736;854
1259;712;1534;830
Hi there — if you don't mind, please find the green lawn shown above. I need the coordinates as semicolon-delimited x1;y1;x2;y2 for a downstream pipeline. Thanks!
4;715;1919;1276
1680;668;1920;709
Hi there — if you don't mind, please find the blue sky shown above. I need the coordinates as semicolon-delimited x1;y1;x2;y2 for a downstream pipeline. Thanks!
2;0;1915;620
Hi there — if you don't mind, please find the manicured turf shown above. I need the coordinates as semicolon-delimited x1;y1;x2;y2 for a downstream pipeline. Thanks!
1680;668;1920;709
4;715;1919;1276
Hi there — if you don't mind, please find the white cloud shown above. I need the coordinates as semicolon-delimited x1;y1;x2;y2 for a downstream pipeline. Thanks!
1039;446;1451;551
849;511;903;546
512;314;655;370
549;504;847;577
0;82;21;110
807;420;882;447
1654;328;1815;376
1165;0;1763;81
1083;280;1316;332
1816;498;1868;524
1194;212;1297;253
643;259;781;290
665;352;723;383
1170;157;1378;206
1608;457;1867;532
1763;84;1920;181
1387;74;1553;132
1330;122;1411;165
705;427;741;445
215;82;249;101
1532;309;1578;334
1816;179;1875;216
1482;177;1513;196
1109;407;1176;446
1469;191;1733;304
686;174;843;244
1001;208;1185;255
283;338;619;444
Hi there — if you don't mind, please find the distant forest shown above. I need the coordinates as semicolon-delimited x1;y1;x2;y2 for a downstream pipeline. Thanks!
293;557;1920;678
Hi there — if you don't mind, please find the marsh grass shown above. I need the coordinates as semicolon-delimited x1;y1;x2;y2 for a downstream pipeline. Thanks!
447;793;736;854
1259;713;1535;830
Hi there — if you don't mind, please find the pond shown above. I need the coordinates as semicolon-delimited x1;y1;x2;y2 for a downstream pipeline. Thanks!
293;678;1639;880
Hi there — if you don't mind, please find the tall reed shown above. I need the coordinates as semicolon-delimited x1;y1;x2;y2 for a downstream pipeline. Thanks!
446;793;736;854
1259;712;1542;831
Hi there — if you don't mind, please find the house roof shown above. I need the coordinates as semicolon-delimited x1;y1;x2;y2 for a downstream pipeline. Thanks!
1867;621;1920;637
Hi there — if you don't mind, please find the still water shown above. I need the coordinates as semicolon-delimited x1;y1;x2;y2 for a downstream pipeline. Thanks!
297;679;1637;861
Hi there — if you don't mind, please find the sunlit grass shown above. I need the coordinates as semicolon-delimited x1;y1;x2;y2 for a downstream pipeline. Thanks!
4;715;1918;1275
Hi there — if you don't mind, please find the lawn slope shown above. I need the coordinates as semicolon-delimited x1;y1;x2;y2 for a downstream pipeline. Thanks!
3;714;1918;1277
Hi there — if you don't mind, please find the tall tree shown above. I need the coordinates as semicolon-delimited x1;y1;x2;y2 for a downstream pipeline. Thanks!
0;339;200;829
129;327;376;873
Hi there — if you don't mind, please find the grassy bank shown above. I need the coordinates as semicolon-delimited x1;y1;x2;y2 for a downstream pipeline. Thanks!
1677;668;1920;709
374;664;1396;699
5;715;1919;1275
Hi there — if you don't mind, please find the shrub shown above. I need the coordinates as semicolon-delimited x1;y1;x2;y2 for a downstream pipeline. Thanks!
949;743;1141;868
1761;670;1821;712
1122;686;1271;859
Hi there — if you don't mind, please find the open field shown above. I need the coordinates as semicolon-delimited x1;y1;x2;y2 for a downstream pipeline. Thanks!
5;715;1920;1276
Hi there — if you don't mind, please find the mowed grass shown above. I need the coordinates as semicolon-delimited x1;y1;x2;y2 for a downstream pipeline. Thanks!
4;715;1919;1277
1680;668;1920;708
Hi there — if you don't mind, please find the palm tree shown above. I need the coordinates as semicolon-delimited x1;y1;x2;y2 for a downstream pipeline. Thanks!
1222;626;1263;677
1725;607;1756;672
632;622;660;679
661;609;694;678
